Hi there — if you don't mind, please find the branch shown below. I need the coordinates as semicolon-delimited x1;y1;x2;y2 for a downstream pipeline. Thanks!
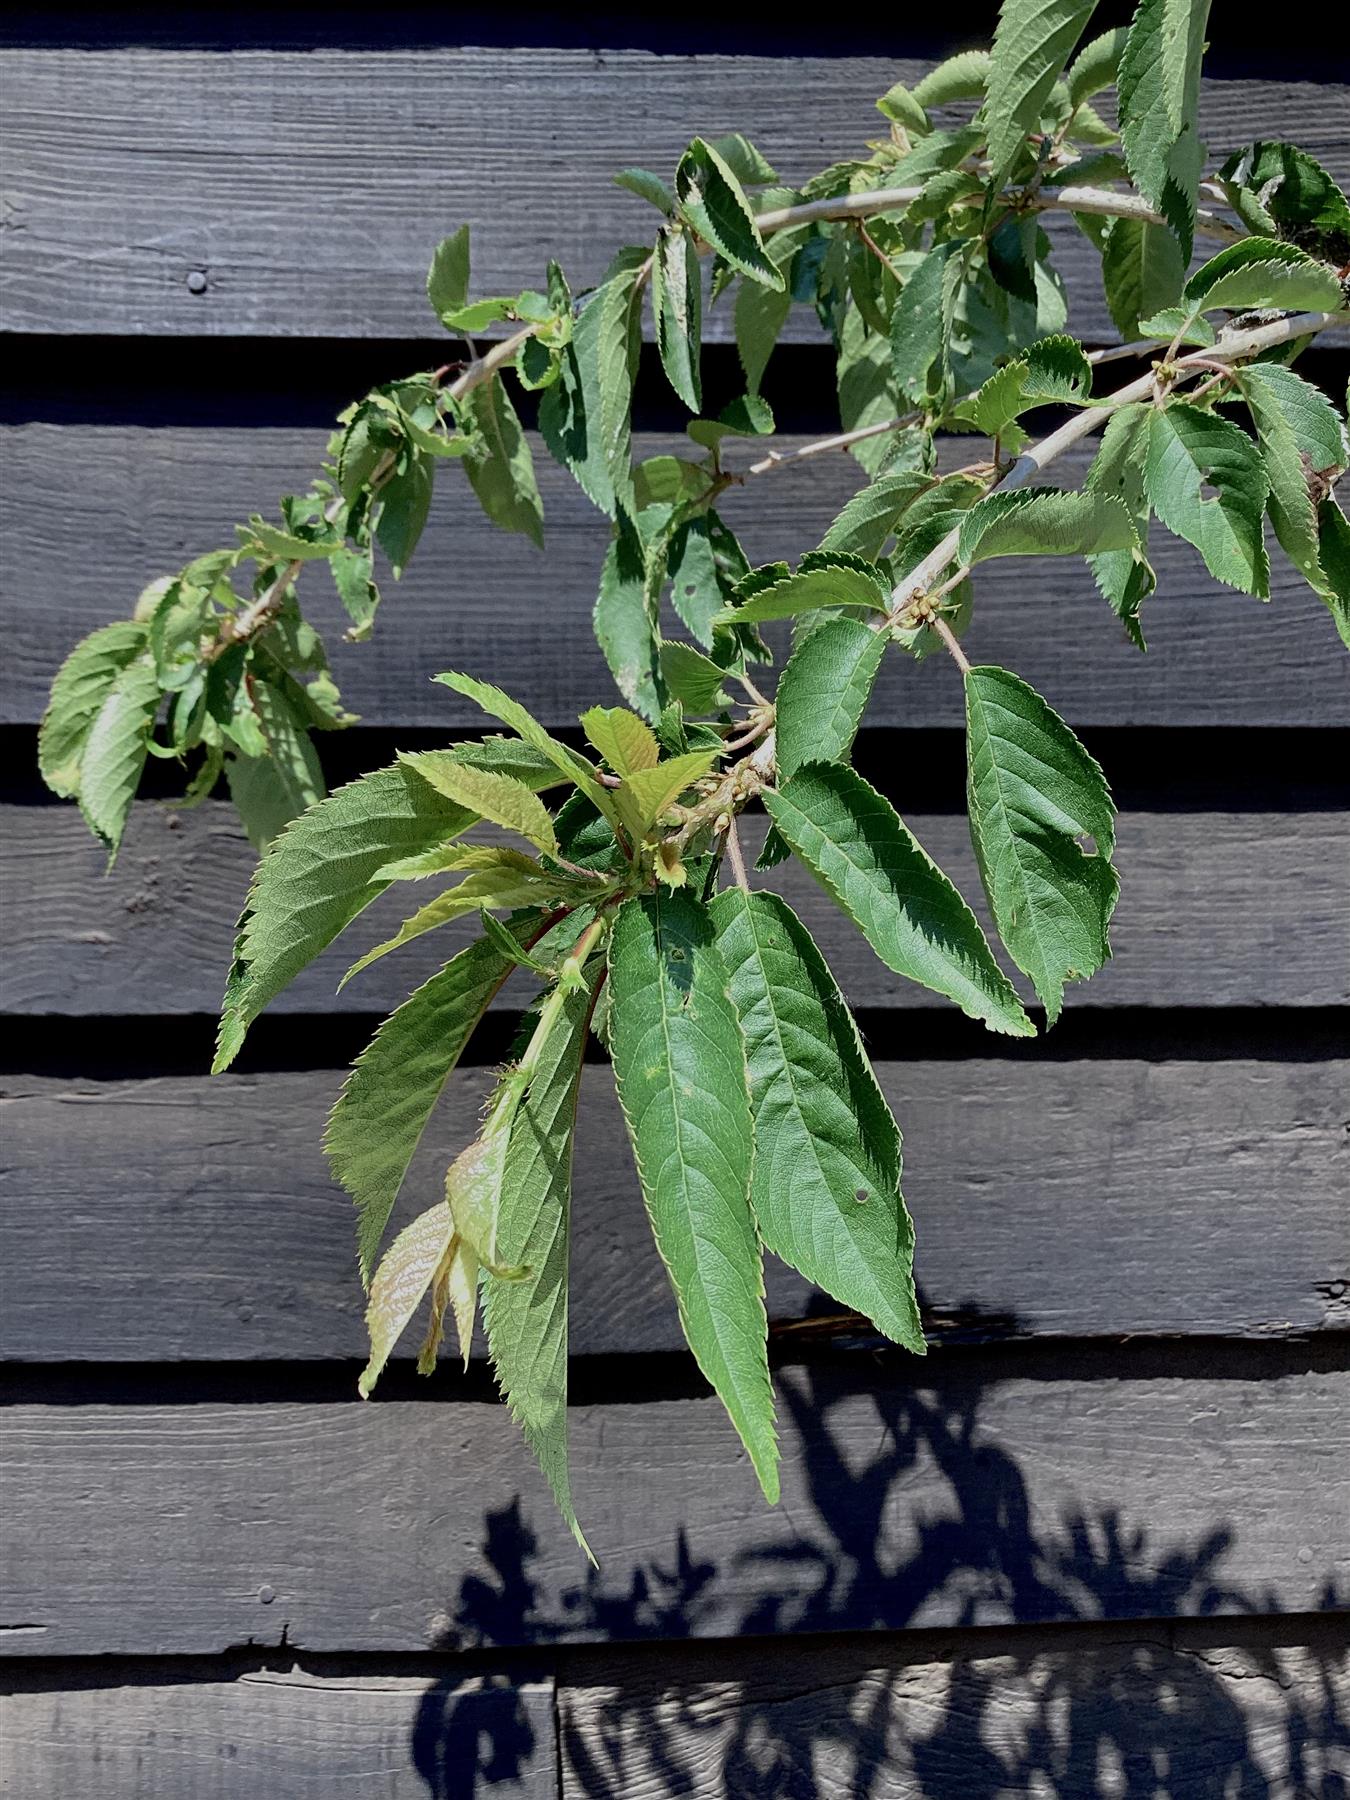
882;308;1343;628
754;183;1243;244
724;817;751;892
740;413;923;477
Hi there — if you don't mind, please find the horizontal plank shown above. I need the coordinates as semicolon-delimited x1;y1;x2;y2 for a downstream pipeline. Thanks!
5;426;1349;730
2;1058;1344;1358
3;803;1346;1017
3;1615;1343;1799
3;1355;1345;1655
0;1667;556;1798
559;1616;1350;1800
4;50;1346;339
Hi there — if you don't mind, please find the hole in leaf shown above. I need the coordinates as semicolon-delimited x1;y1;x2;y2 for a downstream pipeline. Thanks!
1077;833;1099;856
854;1188;870;1205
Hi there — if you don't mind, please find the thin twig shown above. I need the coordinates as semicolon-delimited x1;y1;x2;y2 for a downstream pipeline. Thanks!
725;817;751;892
742;412;923;477
720;712;772;754
929;613;972;673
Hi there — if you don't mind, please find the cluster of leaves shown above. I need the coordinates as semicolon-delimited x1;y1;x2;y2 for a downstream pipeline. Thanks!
39;0;1350;1547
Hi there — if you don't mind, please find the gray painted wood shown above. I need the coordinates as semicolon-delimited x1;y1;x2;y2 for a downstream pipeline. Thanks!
4;51;1346;340
4;803;1346;1017
2;1058;1344;1359
559;1616;1350;1800
2;1360;1344;1656
0;1667;556;1798
2;1618;1343;1800
5;426;1349;730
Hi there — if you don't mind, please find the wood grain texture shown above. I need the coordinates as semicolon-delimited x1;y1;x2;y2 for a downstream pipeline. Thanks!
4;50;1346;340
0;1667;556;1798
2;1618;1343;1800
559;1617;1350;1800
2;1358;1345;1656
4;802;1345;1017
5;426;1349;730
2;1058;1344;1359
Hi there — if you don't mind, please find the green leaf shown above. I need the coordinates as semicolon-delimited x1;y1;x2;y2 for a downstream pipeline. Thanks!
613;749;718;842
435;297;521;334
764;762;1033;1036
374;843;542;884
837;304;899;476
327;931;523;1282
667;516;725;647
876;79;929;135
707;133;778;187
965;666;1118;1025
77;655;162;860
819;473;933;561
774;616;886;782
1181;237;1345;319
215;751;554;1070
734;227;804;397
686;393;775;451
958;334;1094;440
484;964;601;1557
398;752;558;854
608;891;777;1500
595;525;665;723
983;0;1097;172
1238;362;1348;599
912;50;992;107
652;225;703;413
957;488;1134;565
358;1201;475;1397
1144;403;1270;596
1220;141;1350;265
1066;25;1129;106
432;670;619;823
329;544;381;639
375;450;434;578
427;226;472;322
462;378;544;548
539;256;645;520
1084;402;1156;647
891;241;964;408
1117;0;1211;258
721;555;889;625
341;869;565;986
674;138;784;291
579;704;660;777
225;680;325;852
1314;498;1350;649
39;621;148;799
711;889;924;1351
613;167;674;213
1098;213;1186;339
659;640;732;714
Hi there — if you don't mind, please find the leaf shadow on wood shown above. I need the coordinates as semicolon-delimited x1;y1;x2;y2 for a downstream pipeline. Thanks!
411;1328;1348;1797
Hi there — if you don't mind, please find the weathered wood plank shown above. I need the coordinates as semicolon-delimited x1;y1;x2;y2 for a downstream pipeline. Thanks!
559;1617;1350;1800
3;1617;1344;1800
5;426;1349;729
4;50;1346;339
0;1667;557;1798
2;1358;1344;1655
3;1057;1343;1359
3;803;1345;1017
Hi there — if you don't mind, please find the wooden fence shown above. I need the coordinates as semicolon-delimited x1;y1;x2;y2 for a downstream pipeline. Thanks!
1;11;1347;1795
